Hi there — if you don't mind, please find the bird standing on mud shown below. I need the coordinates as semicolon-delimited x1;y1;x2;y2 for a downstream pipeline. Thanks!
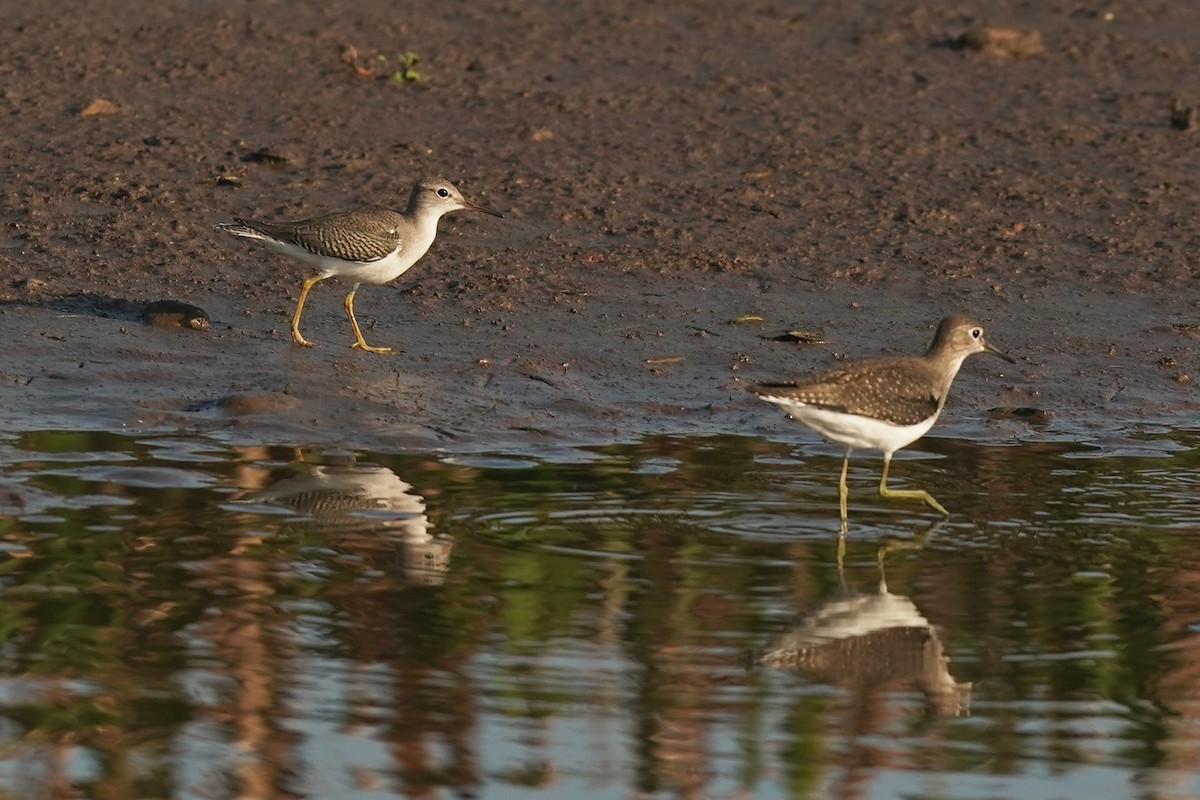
216;176;503;354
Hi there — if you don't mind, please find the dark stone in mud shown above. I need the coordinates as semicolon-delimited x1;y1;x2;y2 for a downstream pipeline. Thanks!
141;300;211;330
1169;96;1196;132
989;407;1053;425
766;330;830;344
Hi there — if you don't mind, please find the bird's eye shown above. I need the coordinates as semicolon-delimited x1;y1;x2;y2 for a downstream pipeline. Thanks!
436;187;450;198
972;328;982;339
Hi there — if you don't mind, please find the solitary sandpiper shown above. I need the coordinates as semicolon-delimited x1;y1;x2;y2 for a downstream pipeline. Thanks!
750;315;1015;528
216;176;503;354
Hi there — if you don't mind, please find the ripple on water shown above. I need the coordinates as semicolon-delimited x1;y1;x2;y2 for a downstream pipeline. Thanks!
443;455;543;470
39;465;218;490
1065;434;1194;459
139;437;231;464
631;456;681;475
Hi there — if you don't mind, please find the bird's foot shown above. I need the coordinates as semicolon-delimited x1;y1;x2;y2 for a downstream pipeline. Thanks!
879;486;950;517
351;340;394;355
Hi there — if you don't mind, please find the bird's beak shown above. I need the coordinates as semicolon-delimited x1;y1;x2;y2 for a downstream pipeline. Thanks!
465;199;504;218
984;340;1016;364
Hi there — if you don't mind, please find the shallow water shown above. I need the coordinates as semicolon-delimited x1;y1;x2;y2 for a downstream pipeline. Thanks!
1;429;1199;800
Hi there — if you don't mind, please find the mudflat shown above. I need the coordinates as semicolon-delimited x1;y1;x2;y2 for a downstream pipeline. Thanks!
2;1;1197;453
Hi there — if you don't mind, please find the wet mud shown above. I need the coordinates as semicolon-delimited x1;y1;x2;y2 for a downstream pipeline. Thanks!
2;0;1197;453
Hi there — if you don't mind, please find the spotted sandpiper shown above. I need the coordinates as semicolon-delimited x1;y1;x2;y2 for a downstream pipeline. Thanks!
750;315;1015;528
216;176;503;354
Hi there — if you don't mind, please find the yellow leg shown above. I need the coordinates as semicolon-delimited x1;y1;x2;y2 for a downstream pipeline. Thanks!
838;450;851;532
877;452;949;516
291;274;327;347
344;285;393;354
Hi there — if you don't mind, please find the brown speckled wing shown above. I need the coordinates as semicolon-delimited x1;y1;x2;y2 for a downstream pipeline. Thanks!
239;208;405;262
753;358;943;426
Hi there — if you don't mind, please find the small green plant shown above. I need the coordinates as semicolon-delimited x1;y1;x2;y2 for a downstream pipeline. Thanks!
342;46;424;84
386;51;422;83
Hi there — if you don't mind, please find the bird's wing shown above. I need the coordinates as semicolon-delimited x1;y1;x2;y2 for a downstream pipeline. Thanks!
238;209;404;263
753;359;941;426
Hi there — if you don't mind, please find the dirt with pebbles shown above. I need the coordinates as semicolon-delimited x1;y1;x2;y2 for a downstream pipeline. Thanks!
2;0;1197;454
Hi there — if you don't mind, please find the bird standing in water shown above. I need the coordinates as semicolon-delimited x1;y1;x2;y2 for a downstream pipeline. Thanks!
750;315;1015;529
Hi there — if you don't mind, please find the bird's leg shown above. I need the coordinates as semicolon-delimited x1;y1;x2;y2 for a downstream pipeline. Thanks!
292;274;327;347
838;449;851;532
344;284;393;355
877;453;950;516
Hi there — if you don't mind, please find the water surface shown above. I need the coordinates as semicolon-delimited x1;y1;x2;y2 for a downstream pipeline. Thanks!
1;429;1198;799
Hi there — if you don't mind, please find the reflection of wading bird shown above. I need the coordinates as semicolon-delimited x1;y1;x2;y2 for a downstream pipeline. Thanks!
216;177;503;354
758;535;969;717
751;316;1014;528
234;463;453;585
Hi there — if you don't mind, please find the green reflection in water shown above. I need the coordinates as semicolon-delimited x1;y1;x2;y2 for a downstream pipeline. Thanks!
0;428;1197;799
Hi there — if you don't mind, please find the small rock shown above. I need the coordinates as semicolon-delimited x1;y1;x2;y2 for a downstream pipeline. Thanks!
1169;322;1199;338
140;300;210;330
957;26;1044;59
1169;95;1196;132
80;98;121;117
766;330;829;344
989;406;1053;424
742;166;775;181
241;148;290;166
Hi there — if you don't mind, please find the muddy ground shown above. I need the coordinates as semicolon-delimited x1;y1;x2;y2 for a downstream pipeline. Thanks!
1;0;1197;454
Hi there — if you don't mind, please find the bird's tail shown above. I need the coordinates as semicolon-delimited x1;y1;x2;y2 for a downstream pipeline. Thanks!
213;219;269;240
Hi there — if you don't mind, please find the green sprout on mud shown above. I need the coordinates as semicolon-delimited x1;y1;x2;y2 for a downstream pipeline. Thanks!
387;51;422;83
342;46;424;84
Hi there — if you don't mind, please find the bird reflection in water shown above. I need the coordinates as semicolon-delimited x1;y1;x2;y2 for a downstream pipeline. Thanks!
234;459;453;585
757;531;969;719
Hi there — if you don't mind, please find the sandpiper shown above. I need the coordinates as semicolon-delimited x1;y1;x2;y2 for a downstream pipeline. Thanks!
216;176;503;354
750;315;1014;528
